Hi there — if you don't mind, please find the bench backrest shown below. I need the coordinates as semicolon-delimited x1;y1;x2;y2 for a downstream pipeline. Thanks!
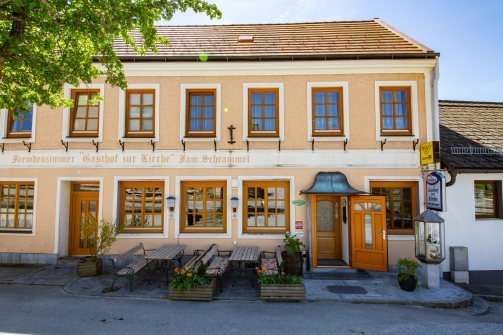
111;243;144;265
275;245;283;268
192;244;218;273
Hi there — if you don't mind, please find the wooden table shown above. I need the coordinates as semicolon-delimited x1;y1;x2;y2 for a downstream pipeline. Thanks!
144;244;187;285
229;246;259;287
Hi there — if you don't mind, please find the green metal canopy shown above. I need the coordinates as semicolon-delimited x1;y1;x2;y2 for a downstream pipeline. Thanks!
300;172;367;195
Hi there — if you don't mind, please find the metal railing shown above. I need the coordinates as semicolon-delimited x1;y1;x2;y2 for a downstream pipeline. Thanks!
450;146;502;155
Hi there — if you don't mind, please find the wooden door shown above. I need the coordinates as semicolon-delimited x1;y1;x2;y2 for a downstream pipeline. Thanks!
70;194;99;256
350;196;388;271
315;195;341;261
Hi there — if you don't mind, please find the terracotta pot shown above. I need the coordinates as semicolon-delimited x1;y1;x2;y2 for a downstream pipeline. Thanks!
398;276;417;292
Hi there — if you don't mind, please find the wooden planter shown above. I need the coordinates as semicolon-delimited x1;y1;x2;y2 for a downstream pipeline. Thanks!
77;257;103;277
169;279;216;302
281;251;302;276
260;283;305;301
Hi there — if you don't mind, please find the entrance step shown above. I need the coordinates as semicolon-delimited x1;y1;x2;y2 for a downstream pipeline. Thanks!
57;257;83;265
303;269;373;280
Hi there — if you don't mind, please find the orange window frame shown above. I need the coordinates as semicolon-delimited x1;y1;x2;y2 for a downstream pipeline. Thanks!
181;181;227;233
311;87;344;136
69;89;100;137
379;87;412;136
125;89;155;138
7;104;33;138
248;88;279;137
120;181;164;233
185;89;216;137
243;180;289;234
0;181;35;232
370;181;417;234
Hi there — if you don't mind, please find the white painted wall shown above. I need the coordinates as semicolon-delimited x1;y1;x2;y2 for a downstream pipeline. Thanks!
440;172;503;273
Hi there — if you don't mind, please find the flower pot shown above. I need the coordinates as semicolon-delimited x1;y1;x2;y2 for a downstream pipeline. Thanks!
169;279;216;302
398;277;417;292
260;283;305;301
281;251;302;276
77;257;102;277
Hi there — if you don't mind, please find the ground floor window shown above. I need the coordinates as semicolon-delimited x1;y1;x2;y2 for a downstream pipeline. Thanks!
370;181;417;234
474;180;501;218
181;181;226;233
243;180;289;233
120;181;164;233
0;182;34;233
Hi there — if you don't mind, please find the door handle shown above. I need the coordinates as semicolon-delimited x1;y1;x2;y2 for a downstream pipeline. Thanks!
380;231;386;240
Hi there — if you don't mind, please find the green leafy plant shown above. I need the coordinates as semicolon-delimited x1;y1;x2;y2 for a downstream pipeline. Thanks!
255;264;302;285
169;266;213;291
283;233;306;254
79;219;120;261
397;257;421;287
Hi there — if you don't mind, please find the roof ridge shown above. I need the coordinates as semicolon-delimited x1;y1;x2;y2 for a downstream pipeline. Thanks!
440;99;503;105
373;18;432;52
155;20;376;28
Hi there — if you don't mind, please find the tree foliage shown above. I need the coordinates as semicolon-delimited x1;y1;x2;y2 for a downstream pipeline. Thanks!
0;0;221;111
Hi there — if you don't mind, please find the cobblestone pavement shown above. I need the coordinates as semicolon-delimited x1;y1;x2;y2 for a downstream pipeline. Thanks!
0;262;477;309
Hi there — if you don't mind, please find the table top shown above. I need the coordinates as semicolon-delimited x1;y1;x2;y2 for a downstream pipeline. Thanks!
229;246;259;262
145;244;187;261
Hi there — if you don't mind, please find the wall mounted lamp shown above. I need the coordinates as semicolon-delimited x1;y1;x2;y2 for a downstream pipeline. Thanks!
230;197;239;213
166;196;176;212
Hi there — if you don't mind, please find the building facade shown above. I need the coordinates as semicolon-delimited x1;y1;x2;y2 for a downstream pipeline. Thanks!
0;20;439;272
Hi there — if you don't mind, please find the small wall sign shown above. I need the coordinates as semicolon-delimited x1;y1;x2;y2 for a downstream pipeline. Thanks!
295;220;303;229
420;141;440;165
426;172;446;211
292;199;306;207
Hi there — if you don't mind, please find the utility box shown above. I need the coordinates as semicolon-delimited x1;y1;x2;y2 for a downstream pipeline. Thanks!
450;246;468;271
450;246;469;284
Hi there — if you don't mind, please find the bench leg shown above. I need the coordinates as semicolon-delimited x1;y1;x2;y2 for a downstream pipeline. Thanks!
110;275;118;291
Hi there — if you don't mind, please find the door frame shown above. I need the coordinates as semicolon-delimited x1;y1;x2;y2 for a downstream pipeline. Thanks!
69;182;100;256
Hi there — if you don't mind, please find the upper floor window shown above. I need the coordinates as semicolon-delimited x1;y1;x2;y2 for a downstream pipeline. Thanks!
474;181;501;219
379;87;412;136
70;89;100;137
125;90;155;138
185;89;216;137
120;181;164;233
181;181;227;233
370;181;417;234
248;88;279;137
243;180;289;234
312;87;343;136
0;182;34;233
7;103;33;138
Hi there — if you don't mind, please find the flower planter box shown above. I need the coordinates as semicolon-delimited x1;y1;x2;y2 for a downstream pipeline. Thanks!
77;257;103;277
169;279;216;302
260;283;305;301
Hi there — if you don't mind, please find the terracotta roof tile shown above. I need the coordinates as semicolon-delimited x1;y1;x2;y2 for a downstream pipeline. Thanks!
439;100;503;170
113;19;436;60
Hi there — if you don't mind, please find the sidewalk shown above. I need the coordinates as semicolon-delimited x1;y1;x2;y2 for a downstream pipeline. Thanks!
0;262;482;310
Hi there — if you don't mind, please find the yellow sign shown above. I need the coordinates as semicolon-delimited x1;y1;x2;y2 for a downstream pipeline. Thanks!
420;141;440;165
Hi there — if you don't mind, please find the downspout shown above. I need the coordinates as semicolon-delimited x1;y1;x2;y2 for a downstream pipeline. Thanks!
432;56;440;142
446;168;458;187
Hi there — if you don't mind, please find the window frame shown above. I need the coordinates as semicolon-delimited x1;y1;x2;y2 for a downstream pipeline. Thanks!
378;86;412;136
0;181;35;234
69;89;101;138
242;180;290;234
242;83;284;142
1;105;37;143
6;104;34;139
369;181;417;235
124;89;156;138
474;180;501;219
185;89;217;138
374;81;418;142
180;180;227;233
62;83;104;142
247;88;280;138
311;87;344;137
119;181;165;234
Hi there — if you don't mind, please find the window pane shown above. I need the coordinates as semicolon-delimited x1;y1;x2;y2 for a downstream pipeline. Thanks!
328;104;338;116
142;120;152;131
251;106;262;117
190;107;200;118
251;119;262;131
264;93;275;104
382;91;392;102
190;94;201;105
251;93;262;104
315;118;326;129
78;94;88;105
142;106;153;118
129;94;141;105
203;107;214;118
74;120;86;130
395;90;407;102
268;214;276;227
264;106;275;117
328;91;339;103
314;91;325;103
203;94;214;105
364;214;373;249
382;118;393;129
88;107;99;118
190;120;200;131
382;104;393;116
11;120;21;132
475;182;496;216
396;118;407;129
264;119;275;131
76;107;87;118
87;120;98;131
202;120;213;131
396;104;407;116
129;120;140;131
247;214;256;226
129;107;140;118
315;105;326;116
328;118;339;130
143;93;153;104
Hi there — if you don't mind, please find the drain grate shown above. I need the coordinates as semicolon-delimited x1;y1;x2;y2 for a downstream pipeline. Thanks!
327;286;368;294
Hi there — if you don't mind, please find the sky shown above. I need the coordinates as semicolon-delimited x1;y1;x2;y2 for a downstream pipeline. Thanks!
159;0;503;103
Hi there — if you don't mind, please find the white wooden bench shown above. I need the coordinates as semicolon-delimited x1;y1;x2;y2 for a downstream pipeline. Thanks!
190;244;232;292
110;243;153;292
259;246;283;274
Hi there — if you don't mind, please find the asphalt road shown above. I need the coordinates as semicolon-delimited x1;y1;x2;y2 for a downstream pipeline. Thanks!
1;284;502;335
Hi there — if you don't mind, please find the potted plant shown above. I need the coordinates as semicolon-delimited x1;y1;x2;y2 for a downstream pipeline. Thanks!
256;264;305;301
282;233;306;275
77;219;119;277
396;257;421;291
168;266;215;301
